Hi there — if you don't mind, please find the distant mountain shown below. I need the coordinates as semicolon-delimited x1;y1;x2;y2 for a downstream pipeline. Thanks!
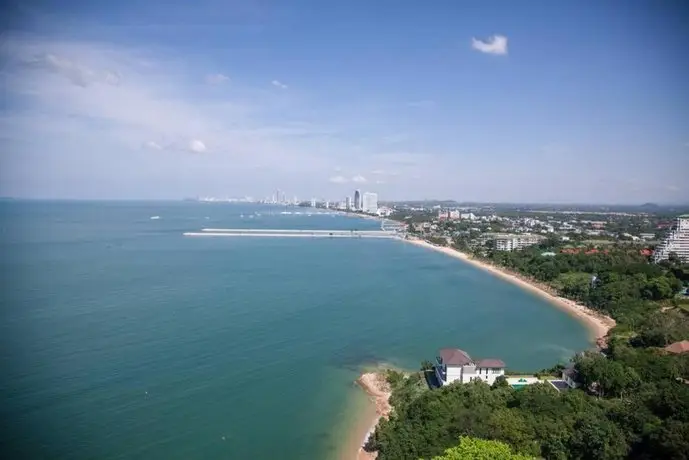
639;203;660;210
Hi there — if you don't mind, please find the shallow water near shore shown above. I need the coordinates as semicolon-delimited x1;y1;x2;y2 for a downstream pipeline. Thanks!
0;201;590;459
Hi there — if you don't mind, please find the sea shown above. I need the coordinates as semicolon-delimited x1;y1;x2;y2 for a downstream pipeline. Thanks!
0;201;591;459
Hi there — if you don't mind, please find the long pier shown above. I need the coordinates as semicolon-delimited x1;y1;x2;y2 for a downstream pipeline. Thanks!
183;228;402;238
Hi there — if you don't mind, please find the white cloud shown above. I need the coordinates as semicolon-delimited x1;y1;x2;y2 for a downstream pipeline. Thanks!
352;174;367;183
189;139;206;153
25;52;121;87
205;73;230;85
271;80;288;89
471;35;508;55
371;169;399;176
329;175;348;184
143;140;162;150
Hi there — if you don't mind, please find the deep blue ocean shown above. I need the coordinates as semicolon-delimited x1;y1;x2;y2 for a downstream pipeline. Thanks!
0;201;590;459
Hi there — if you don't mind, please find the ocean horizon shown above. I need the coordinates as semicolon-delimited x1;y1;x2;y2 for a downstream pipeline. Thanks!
0;201;591;459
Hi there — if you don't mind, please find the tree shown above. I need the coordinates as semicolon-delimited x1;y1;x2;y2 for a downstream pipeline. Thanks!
568;413;629;460
430;436;533;460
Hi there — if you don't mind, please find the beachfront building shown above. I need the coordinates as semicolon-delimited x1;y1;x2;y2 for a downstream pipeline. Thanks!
353;190;362;211
434;348;505;386
653;215;689;263
345;196;352;210
494;233;545;251
362;192;378;214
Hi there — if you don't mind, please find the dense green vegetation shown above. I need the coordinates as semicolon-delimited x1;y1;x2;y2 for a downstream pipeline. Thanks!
365;241;689;459
431;436;534;459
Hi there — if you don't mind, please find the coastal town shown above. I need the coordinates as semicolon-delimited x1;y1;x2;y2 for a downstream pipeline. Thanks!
347;199;689;460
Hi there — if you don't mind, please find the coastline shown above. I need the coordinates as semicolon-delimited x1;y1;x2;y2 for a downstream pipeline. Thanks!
343;372;393;460
404;238;616;345
346;237;616;459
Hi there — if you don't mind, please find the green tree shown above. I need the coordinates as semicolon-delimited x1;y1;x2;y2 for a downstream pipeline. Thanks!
429;436;533;460
568;413;629;460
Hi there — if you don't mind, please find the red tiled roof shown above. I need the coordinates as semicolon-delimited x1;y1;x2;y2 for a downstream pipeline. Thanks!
665;341;689;354
439;348;473;366
476;358;505;368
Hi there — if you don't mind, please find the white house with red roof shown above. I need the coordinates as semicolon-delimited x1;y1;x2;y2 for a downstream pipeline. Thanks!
434;348;505;386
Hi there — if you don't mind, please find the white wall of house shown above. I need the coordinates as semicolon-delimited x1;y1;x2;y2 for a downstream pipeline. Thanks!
473;367;505;385
436;364;504;386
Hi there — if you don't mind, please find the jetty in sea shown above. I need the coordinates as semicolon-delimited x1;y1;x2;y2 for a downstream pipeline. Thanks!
183;228;404;238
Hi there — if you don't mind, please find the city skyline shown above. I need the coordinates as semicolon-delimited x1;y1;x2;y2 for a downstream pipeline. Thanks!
1;1;688;204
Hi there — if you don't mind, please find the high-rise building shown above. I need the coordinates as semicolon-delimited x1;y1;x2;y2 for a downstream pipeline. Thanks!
654;215;689;263
353;190;361;210
345;196;352;210
362;192;378;214
310;198;317;207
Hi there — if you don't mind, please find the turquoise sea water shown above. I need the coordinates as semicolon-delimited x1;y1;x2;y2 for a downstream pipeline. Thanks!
0;201;590;459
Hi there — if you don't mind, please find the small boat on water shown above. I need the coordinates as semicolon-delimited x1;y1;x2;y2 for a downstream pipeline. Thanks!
150;216;160;220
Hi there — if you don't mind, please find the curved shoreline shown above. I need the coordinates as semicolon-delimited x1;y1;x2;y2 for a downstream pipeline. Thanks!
345;238;616;459
352;373;392;460
404;238;616;345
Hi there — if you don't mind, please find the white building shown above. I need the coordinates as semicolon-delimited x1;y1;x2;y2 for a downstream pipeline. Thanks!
361;192;378;214
377;206;393;217
434;348;505;386
449;210;460;220
654;215;689;263
345;196;352;210
494;234;545;251
310;198;316;207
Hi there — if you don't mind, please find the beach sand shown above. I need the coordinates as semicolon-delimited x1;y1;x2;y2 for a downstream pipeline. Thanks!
340;372;392;460
405;238;616;345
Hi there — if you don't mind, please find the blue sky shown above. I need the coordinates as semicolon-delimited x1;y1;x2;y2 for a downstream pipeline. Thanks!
1;0;688;203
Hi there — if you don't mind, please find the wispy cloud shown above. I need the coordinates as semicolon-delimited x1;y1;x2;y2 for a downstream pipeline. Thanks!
188;139;206;153
143;140;162;150
329;175;348;184
24;52;121;87
271;79;288;89
1;37;334;169
471;35;508;55
371;169;399;177
205;73;230;85
352;174;367;183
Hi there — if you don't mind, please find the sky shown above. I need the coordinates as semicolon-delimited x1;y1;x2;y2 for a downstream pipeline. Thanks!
1;0;688;203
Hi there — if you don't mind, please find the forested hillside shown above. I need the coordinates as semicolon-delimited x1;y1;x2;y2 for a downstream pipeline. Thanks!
365;243;689;460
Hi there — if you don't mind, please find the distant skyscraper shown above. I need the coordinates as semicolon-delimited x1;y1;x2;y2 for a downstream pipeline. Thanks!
310;197;316;207
345;196;352;210
362;192;378;214
353;190;361;210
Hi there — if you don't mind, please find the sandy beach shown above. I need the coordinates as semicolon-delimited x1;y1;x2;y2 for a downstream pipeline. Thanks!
346;372;392;460
405;238;616;345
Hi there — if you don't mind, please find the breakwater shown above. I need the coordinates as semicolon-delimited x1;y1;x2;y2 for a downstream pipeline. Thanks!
183;228;402;238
